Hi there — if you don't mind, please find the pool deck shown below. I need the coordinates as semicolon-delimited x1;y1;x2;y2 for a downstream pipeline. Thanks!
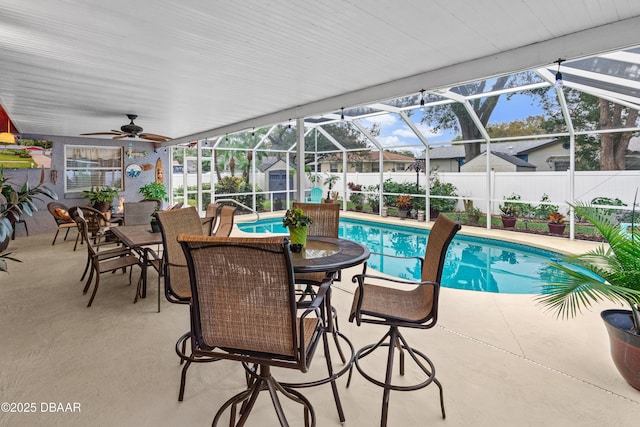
1;214;639;426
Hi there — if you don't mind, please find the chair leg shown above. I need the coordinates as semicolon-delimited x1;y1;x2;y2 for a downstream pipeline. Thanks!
321;325;345;423
178;360;191;402
212;364;315;427
381;328;399;427
350;326;445;425
86;271;100;307
52;229;60;245
64;227;71;241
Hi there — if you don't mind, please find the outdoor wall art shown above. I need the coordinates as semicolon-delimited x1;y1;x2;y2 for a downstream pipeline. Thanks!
0;139;53;169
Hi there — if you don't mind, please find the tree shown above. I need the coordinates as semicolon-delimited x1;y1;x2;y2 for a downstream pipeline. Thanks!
420;75;513;162
599;99;638;170
485;116;545;138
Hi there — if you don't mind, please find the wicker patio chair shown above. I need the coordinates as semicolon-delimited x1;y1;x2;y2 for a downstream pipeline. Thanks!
177;234;328;426
123;200;159;226
74;209;141;307
155;206;217;401
211;205;236;237
347;214;461;426
47;201;77;245
68;206;119;251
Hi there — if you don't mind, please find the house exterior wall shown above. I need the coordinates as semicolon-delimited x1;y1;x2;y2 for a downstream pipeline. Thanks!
430;158;460;172
525;142;568;171
460;153;516;172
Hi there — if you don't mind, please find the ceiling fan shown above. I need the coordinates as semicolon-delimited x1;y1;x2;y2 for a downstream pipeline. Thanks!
80;114;171;142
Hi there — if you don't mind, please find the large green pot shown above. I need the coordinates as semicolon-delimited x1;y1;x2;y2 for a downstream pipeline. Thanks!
288;226;308;253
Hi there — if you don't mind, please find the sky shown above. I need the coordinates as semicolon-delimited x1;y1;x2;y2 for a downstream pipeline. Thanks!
360;93;547;156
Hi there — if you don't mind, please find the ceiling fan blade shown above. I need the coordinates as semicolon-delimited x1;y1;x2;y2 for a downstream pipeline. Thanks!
80;131;120;136
139;133;171;142
112;135;130;140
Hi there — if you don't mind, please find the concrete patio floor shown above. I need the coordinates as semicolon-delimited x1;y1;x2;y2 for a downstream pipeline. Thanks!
1;217;640;426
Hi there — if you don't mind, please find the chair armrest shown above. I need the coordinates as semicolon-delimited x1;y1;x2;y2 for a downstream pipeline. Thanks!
298;279;331;354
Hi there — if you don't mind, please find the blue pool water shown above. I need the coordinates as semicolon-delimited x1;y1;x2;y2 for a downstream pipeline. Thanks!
238;217;569;294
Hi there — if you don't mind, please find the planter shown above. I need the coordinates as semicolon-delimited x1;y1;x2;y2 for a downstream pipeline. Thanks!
548;223;566;235
429;208;440;219
380;206;388;217
150;221;161;233
468;214;480;225
601;309;640;391
397;209;408;219
417;210;425;222
288;226;308;253
324;198;334;204
93;201;111;213
501;216;516;228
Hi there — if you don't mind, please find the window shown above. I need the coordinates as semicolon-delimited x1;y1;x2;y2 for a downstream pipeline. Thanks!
65;145;123;193
396;163;405;171
354;162;363;172
371;162;380;172
330;163;338;172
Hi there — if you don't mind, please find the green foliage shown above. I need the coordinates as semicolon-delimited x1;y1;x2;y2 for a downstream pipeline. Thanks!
0;168;57;261
591;196;626;216
532;193;557;220
536;202;640;330
213;176;266;212
138;182;169;202
282;207;312;228
347;182;364;207
499;193;521;217
82;186;119;204
429;177;458;212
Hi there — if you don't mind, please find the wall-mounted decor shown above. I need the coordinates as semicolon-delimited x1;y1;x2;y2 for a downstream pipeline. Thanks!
125;164;142;179
0;139;53;169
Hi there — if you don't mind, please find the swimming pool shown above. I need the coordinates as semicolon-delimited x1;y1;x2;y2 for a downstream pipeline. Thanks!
238;217;568;294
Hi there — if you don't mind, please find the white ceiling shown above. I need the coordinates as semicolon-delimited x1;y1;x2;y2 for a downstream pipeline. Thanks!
1;0;640;146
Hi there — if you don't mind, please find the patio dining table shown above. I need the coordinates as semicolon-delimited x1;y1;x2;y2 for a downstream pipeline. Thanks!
109;225;162;300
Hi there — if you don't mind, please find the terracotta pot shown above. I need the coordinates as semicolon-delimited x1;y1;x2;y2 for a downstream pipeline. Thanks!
548;223;566;235
93;201;111;213
601;309;640;391
501;216;516;228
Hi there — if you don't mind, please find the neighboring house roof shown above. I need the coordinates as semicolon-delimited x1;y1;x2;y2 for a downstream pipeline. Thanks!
320;151;415;162
424;139;561;160
490;151;536;168
260;157;295;172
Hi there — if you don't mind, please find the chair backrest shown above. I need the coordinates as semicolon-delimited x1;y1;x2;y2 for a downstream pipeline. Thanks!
178;235;306;364
156;206;204;302
69;206;109;235
292;202;339;238
419;215;461;321
309;187;323;203
168;202;184;210
73;209;98;257
48;202;74;225
123;200;158;226
212;205;236;237
203;203;220;235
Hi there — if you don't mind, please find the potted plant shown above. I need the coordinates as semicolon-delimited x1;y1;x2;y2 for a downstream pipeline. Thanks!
0;168;57;267
323;173;340;203
282;207;313;253
82;186;119;212
396;195;412;219
499;194;520;228
138;181;169;203
348;182;364;211
547;211;566;235
365;184;380;213
536;201;640;390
